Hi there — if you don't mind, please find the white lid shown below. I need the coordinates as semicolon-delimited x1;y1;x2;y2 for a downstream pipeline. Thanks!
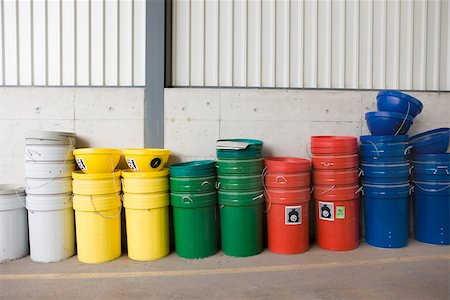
216;141;249;150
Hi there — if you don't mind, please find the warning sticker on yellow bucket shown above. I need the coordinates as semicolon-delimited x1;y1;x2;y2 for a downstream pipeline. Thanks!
126;158;138;171
76;158;87;171
336;206;345;219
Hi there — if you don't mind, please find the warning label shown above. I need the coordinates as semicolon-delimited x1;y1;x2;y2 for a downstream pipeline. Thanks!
76;158;88;171
319;201;334;221
285;206;301;225
336;206;345;219
126;158;139;171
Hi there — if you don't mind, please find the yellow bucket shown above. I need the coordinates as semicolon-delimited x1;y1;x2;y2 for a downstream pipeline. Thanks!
123;192;170;261
122;169;169;193
73;193;122;263
73;148;122;174
72;170;122;195
123;148;170;172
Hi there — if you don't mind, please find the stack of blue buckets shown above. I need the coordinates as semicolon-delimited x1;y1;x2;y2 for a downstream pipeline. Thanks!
409;128;450;245
361;91;423;248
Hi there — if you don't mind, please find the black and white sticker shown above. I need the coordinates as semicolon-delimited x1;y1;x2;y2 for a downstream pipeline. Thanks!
319;201;334;221
76;158;88;171
285;206;302;225
126;158;139;171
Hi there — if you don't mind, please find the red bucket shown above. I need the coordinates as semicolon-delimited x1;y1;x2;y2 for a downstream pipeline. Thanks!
311;136;358;155
312;155;359;170
265;188;311;254
264;157;310;173
315;197;359;251
313;169;360;186
265;172;310;189
314;184;361;201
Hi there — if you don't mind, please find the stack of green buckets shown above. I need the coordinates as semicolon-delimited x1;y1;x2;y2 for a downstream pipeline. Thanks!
169;161;217;258
216;139;265;257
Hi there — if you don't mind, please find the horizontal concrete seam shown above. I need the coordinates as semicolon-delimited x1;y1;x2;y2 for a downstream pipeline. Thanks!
0;254;448;281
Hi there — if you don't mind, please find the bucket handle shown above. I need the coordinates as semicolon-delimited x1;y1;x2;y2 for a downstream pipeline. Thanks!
395;102;410;136
182;196;194;204
275;176;288;184
215;181;221;190
89;195;122;219
404;145;413;155
358;168;364;177
434;166;449;175
26;149;42;162
320;185;336;195
320;161;334;167
356;186;364;195
261;167;272;213
201;181;211;186
409;165;414;175
411;174;450;193
367;141;380;160
310;186;314;194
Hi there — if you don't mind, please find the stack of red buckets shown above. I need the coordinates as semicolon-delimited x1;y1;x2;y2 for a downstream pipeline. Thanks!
311;136;360;251
264;157;311;254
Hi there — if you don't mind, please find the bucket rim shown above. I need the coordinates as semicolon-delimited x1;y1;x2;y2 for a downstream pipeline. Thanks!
0;184;25;195
123;148;171;156
122;168;169;178
72;169;121;179
73;148;122;155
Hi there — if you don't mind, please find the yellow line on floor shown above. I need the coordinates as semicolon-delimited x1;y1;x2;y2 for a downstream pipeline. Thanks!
1;254;449;281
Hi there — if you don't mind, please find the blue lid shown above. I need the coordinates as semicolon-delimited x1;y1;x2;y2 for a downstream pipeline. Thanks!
411;153;450;162
409;128;449;143
360;135;409;143
365;111;414;122
377;90;423;113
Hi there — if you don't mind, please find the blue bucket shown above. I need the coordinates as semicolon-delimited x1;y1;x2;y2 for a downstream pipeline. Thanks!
361;163;410;184
409;128;450;154
365;111;414;136
377;90;423;118
411;153;450;163
412;167;450;182
360;135;409;144
363;183;410;248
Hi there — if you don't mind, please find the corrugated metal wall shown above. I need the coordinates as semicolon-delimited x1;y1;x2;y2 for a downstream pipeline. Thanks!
172;0;450;91
0;0;145;86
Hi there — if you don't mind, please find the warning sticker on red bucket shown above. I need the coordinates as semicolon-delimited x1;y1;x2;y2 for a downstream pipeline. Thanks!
285;206;301;225
126;158;139;171
336;206;345;219
319;201;334;221
76;158;88;171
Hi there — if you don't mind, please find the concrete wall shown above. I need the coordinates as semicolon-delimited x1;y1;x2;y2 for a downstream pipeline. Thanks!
0;88;145;184
164;88;450;163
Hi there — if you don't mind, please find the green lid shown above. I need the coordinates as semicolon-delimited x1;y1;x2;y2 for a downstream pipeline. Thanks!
170;175;217;193
170;160;216;177
217;174;262;191
171;191;217;208
216;159;264;175
216;139;263;160
218;190;264;206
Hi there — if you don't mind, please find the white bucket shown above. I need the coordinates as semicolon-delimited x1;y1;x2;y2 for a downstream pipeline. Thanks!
26;194;75;263
25;177;72;195
25;144;75;162
0;185;29;262
25;161;75;178
25;131;76;146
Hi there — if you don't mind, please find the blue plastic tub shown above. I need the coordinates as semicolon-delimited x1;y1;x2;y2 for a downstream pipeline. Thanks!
360;135;409;144
361;146;408;163
361;155;408;164
377;90;423;118
409;128;450;154
366;111;414;136
363;183;410;248
412;164;450;182
361;163;410;184
360;143;410;154
411;153;450;163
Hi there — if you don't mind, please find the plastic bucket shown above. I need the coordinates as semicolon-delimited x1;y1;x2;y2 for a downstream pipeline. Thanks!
365;111;413;136
170;175;216;193
409;128;450;154
171;192;217;258
363;184;410;248
73;193;122;263
413;192;449;245
264;157;310;173
313;169;359;185
217;174;262;191
123;148;171;172
72;170;122;195
311;136;358;155
122;169;169;193
411;153;450;163
25;144;74;162
264;172;310;189
315;196;359;251
311;154;359;170
218;190;264;257
25;161;75;178
169;160;216;177
361;163;410;184
25;131;76;146
377;90;423;118
123;192;170;261
73;148;122;174
216;159;264;175
314;184;360;201
216;139;263;160
0;185;28;262
265;188;310;254
25;177;72;195
26;194;75;262
360;135;409;144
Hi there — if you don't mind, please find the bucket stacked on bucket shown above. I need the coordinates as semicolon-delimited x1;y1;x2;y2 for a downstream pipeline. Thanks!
360;135;411;248
216;139;265;257
0;185;28;262
311;136;360;251
25;131;76;262
169;161;217;259
72;148;122;263
409;128;450;245
264;157;311;254
122;148;171;261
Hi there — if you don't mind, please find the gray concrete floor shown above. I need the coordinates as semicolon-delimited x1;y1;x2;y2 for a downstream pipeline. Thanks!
1;240;449;300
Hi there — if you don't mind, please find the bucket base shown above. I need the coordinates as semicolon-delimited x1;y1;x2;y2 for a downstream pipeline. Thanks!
77;255;122;264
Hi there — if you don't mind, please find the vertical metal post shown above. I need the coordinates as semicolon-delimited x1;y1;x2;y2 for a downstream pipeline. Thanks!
145;0;165;147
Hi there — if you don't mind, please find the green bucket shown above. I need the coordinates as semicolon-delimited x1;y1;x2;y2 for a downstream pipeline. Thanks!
216;139;263;160
217;174;262;191
216;159;264;175
218;190;264;257
170;175;217;193
171;192;217;259
169;160;216;177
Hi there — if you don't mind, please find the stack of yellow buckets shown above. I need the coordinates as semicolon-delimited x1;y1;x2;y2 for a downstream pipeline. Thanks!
122;148;171;261
72;148;123;263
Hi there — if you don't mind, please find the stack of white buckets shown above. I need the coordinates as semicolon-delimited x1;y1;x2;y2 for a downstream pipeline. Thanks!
25;131;76;262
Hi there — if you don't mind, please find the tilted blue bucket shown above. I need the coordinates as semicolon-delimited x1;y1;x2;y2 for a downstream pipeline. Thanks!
363;183;410;248
361;163;410;184
411;155;450;182
413;181;450;245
